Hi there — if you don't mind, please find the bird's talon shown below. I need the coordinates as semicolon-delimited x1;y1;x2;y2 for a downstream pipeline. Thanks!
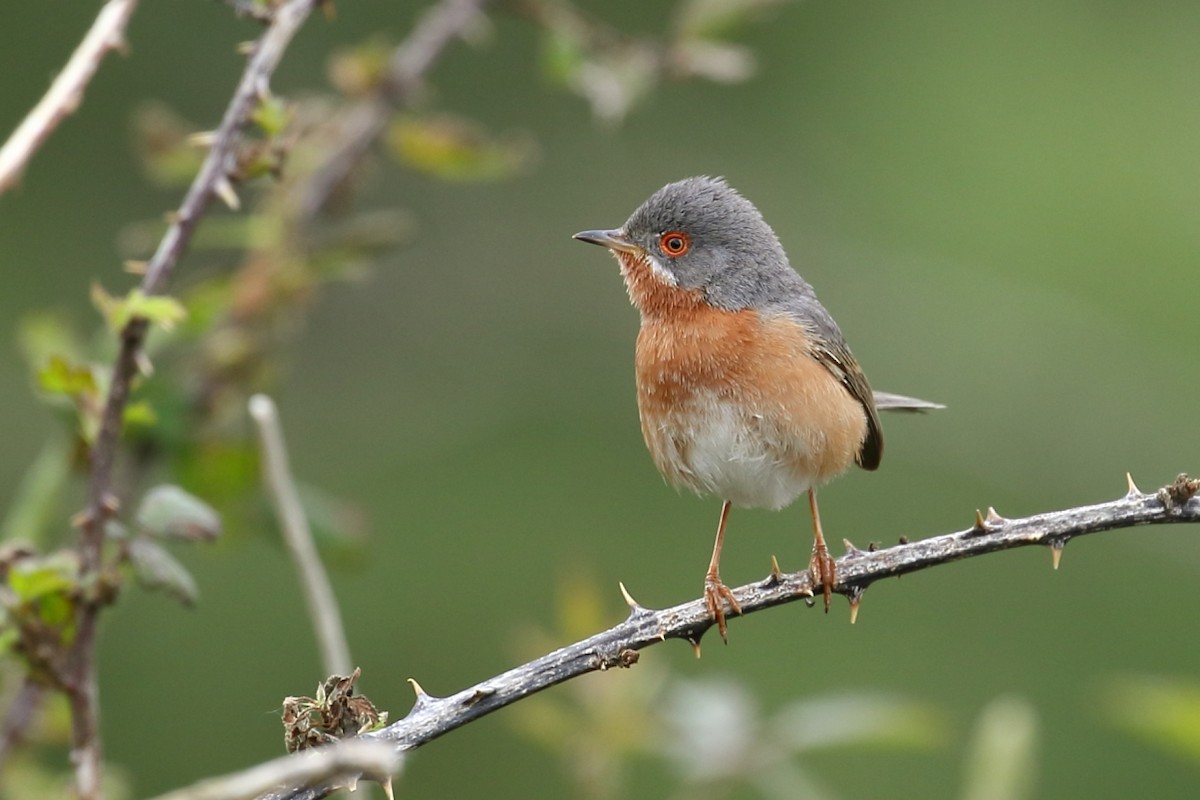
704;575;741;642
809;546;836;613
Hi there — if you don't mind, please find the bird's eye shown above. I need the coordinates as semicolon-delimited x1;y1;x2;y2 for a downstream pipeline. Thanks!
659;231;690;257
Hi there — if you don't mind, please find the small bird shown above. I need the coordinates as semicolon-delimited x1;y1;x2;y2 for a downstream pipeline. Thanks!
574;177;939;639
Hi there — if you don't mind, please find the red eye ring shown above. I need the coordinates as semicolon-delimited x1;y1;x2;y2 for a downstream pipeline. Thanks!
659;230;690;257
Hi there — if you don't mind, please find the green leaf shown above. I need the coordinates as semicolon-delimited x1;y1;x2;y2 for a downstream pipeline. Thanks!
122;400;158;430
251;94;292;137
387;114;535;182
92;284;188;333
37;355;97;398
135;485;222;542
7;556;78;603
128;538;199;606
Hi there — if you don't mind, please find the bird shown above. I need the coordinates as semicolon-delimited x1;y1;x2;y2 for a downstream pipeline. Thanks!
574;176;940;640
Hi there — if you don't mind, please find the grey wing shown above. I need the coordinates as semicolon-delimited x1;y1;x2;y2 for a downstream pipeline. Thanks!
766;278;884;470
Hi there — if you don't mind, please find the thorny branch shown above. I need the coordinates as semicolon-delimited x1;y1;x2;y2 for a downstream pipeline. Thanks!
66;2;323;797
263;473;1200;800
0;0;140;194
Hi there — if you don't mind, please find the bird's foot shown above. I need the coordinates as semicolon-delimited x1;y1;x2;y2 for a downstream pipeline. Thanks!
703;573;742;643
809;542;836;613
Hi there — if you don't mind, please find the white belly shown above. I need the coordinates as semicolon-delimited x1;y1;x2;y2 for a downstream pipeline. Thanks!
642;390;817;510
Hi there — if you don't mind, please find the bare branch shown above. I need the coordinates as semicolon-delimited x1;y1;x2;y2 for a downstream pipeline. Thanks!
262;474;1199;800
293;0;491;220
66;3;323;797
149;739;401;800
0;0;139;194
250;394;353;676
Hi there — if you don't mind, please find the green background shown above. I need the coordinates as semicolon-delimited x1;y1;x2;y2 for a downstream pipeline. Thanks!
1;1;1197;797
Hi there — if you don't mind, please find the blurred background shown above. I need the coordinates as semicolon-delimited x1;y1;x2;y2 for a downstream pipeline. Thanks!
1;0;1198;797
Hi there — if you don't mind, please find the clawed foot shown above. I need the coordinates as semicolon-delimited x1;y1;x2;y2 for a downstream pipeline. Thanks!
809;541;836;613
703;572;742;642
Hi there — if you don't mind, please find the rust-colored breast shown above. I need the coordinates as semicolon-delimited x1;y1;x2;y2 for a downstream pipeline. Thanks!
633;299;869;509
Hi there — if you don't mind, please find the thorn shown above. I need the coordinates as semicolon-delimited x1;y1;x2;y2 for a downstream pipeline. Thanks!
803;596;816;608
847;585;865;624
689;638;702;659
123;259;147;275
769;554;783;582
237;40;256;56
381;777;396;800
973;508;987;531
986;506;1005;525
164;210;181;225
618;581;640;610
136;350;154;377
214;176;241;210
1125;471;1141;497
843;538;863;556
188;130;217;148
407;677;428;699
1050;541;1063;570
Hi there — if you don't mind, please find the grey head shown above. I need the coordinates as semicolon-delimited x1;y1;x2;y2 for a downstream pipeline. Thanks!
576;176;815;312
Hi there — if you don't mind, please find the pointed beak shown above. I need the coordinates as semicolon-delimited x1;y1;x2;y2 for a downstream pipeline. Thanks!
572;228;641;255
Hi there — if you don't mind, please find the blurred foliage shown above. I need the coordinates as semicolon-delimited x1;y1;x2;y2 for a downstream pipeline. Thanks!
512;574;946;799
1103;675;1200;765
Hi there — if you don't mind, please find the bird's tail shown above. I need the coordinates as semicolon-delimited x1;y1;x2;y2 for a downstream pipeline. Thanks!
872;391;945;412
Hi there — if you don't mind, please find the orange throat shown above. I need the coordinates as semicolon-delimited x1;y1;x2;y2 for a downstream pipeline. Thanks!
616;251;704;318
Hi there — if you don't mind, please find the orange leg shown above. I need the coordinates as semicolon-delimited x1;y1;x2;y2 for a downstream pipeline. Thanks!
808;488;836;612
704;500;743;642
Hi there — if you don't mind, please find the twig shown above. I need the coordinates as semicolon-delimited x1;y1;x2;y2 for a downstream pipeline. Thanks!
149;739;401;800
0;0;139;194
261;473;1199;800
250;395;353;676
0;679;44;770
293;0;490;220
65;3;323;798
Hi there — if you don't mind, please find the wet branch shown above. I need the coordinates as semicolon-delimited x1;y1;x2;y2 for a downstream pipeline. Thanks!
261;473;1199;800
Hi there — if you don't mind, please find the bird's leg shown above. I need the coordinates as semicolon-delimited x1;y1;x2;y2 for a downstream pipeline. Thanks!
704;500;742;642
807;488;835;612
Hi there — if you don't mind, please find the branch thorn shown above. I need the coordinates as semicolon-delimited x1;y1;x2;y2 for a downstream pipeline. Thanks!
188;130;218;148
214;176;241;210
972;508;988;533
847;585;865;624
406;677;430;705
1049;540;1064;570
617;581;641;611
1125;471;1142;498
986;507;1005;525
767;554;783;584
688;638;702;659
843;538;863;556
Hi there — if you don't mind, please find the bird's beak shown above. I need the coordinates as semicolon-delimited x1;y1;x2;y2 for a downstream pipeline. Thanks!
572;228;641;255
